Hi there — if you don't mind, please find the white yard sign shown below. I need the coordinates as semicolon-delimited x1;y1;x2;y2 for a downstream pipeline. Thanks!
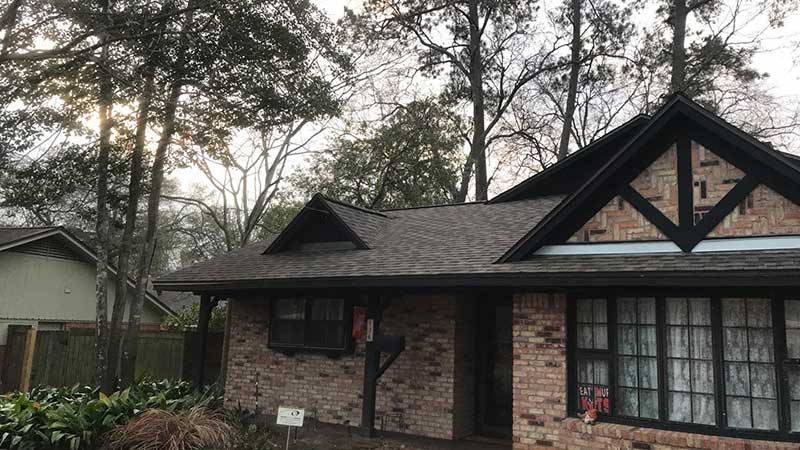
277;407;305;427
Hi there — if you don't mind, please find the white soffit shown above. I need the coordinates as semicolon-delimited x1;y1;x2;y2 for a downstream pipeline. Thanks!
535;236;800;256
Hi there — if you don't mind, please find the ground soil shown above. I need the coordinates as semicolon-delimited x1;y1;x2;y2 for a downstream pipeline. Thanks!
255;421;510;450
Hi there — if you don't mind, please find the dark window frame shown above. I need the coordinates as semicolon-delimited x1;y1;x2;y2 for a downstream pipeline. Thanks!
567;291;800;443
268;297;354;353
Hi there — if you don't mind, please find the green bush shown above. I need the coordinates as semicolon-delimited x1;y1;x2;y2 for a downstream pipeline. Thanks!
0;380;223;450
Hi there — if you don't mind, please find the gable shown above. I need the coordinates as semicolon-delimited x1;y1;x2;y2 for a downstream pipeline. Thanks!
499;95;800;262
265;193;387;254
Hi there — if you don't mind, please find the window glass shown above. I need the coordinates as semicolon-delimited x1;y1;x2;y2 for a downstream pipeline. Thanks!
786;300;800;360
788;369;800;432
577;298;608;350
274;298;305;320
617;297;659;419
666;297;715;425
270;298;347;350
722;298;778;431
577;359;610;414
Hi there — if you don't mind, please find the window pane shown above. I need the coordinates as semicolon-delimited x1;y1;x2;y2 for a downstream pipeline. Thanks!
666;298;688;325
690;298;711;326
640;390;659;419
665;297;715;425
693;394;715;425
669;392;692;422
668;359;690;391
311;298;344;320
752;399;778;430
789;369;800;432
726;396;752;429
693;360;714;394
722;298;746;327
618;387;639;417
667;326;689;358
274;298;305;320
616;297;659;419
576;298;607;350
577;359;609;414
722;298;778;431
786;299;800;359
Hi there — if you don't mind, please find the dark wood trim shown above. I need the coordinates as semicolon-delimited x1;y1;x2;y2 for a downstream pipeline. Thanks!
566;291;800;443
154;269;800;293
265;193;370;254
489;115;651;203
360;294;383;437
498;95;800;262
193;294;214;388
619;185;690;251
677;136;694;229
687;174;759;249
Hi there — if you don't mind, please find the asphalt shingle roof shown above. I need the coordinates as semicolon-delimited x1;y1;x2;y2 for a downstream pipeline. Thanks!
154;194;800;290
0;227;58;247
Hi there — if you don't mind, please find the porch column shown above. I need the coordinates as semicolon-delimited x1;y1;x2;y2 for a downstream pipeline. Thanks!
360;293;383;437
193;294;215;388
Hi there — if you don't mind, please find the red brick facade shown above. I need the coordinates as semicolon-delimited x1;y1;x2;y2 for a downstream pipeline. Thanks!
569;140;800;242
224;293;476;440
512;292;799;450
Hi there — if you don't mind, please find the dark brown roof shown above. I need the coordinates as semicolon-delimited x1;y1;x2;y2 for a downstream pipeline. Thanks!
0;226;59;247
153;193;800;291
155;196;565;288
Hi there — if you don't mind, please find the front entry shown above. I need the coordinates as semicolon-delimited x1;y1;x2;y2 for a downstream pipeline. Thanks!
476;299;513;438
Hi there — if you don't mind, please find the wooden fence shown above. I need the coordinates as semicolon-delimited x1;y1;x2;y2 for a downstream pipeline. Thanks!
2;326;223;392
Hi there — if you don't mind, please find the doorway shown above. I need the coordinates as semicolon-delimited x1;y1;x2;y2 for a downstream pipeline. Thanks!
476;299;513;438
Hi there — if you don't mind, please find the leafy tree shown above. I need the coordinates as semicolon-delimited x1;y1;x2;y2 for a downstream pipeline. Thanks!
294;99;463;210
163;302;227;333
357;0;571;201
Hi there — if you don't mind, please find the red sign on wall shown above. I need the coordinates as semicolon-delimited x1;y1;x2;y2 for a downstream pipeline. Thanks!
578;384;610;414
352;307;366;339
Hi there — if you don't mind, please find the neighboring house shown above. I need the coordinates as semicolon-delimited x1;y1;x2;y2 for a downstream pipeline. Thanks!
155;94;800;449
0;227;173;380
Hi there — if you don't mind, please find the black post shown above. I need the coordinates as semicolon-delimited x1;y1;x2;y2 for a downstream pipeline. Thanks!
360;294;382;437
193;294;213;388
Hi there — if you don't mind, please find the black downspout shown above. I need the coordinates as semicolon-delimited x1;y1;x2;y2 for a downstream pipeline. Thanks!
360;294;382;437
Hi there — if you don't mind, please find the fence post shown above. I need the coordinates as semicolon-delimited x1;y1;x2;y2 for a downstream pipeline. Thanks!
19;327;37;392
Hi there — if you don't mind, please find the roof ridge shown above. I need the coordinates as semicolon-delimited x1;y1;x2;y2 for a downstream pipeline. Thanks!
316;193;389;218
380;201;487;212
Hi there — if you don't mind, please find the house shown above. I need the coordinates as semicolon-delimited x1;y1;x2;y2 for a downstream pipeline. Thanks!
0;226;173;384
154;94;800;449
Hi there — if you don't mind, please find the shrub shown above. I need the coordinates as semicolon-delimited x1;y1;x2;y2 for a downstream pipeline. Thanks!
103;407;234;450
0;380;223;450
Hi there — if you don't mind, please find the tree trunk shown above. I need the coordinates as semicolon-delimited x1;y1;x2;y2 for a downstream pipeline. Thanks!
469;0;488;201
0;0;23;57
104;67;154;392
94;0;113;390
121;4;193;386
670;0;688;94
558;0;582;160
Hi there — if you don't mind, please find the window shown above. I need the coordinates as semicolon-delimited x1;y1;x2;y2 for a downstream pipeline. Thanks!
569;294;800;440
617;297;658;419
269;297;349;351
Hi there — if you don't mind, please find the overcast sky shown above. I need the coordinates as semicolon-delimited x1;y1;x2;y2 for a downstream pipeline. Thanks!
174;0;800;197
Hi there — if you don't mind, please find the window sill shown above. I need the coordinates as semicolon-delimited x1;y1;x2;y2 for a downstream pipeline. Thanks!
561;418;800;448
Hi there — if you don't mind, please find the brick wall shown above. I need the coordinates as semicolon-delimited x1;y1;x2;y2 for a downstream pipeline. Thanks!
569;196;665;242
631;143;679;224
224;293;474;440
512;291;800;450
709;183;800;237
